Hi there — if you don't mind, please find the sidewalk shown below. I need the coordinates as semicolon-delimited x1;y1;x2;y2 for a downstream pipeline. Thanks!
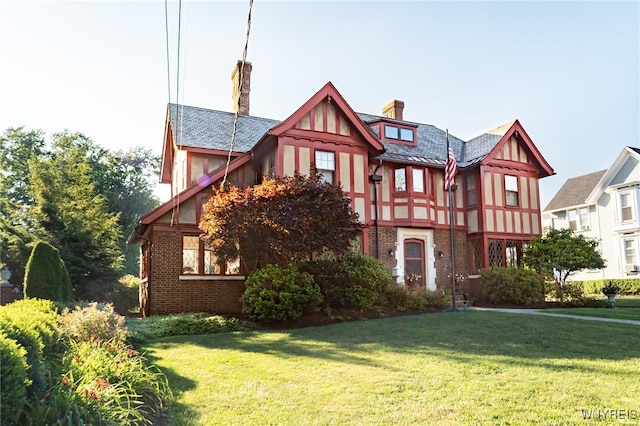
467;306;640;326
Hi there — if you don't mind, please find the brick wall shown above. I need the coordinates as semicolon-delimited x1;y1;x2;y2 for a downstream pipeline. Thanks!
0;285;23;306
368;226;398;269
433;229;468;292
148;230;244;315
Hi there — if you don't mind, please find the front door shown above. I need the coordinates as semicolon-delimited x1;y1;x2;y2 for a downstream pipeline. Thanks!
404;239;425;288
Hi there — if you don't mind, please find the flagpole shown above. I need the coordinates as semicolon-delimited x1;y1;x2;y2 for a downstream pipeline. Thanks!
446;130;457;311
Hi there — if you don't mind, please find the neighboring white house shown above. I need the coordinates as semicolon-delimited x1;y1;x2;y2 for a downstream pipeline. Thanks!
542;146;640;281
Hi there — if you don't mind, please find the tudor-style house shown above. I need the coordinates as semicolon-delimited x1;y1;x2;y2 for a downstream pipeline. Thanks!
130;61;554;316
542;146;640;281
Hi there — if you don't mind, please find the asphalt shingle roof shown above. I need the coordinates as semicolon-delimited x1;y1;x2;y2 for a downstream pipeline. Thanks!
167;103;517;169
543;169;607;212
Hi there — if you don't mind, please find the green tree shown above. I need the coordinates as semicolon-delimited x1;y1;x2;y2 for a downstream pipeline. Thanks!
23;241;72;302
523;228;606;286
200;171;363;275
92;147;160;275
29;131;123;298
0;128;46;285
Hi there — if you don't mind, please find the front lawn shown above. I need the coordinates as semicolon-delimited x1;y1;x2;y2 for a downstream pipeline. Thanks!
145;311;640;425
548;297;640;321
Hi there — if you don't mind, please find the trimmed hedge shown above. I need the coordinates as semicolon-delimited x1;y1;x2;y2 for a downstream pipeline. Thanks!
481;267;546;305
0;299;62;401
570;278;640;296
0;331;30;425
23;241;72;302
302;252;394;310
242;265;323;322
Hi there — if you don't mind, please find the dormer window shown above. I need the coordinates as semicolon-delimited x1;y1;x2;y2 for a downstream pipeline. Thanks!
384;125;414;142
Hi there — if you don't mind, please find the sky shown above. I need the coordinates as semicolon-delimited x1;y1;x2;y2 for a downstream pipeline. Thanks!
1;1;638;208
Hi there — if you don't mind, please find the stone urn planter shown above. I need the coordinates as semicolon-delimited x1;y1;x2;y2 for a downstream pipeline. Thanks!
602;282;620;308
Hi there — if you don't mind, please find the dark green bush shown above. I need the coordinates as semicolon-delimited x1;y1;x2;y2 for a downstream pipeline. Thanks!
242;264;323;322
302;252;394;310
23;241;72;302
0;331;30;424
0;299;62;400
481;267;545;305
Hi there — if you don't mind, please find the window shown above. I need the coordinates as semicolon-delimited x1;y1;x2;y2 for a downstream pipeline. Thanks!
488;240;504;267
469;239;483;274
620;192;634;222
182;236;199;274
412;168;424;192
579;207;589;230
404;240;424;287
315;151;335;184
466;175;476;205
505;175;519;207
568;209;577;231
383;125;415;143
506;241;522;268
395;168;406;191
624;239;637;270
182;234;240;275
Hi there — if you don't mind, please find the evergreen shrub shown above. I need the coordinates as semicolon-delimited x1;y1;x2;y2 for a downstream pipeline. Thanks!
0;331;30;424
242;264;323;322
23;241;73;302
302;252;394;310
481;267;545;305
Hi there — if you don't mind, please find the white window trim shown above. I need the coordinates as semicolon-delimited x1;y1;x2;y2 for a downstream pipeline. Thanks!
618;190;636;225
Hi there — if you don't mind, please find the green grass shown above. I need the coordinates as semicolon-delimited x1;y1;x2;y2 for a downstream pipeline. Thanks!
548;297;640;321
144;311;640;425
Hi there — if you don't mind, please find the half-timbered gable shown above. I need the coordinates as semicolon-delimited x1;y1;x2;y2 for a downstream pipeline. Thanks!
131;61;553;316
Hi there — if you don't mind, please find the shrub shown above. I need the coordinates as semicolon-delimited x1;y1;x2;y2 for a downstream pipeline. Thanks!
571;278;640;296
58;302;127;344
125;313;252;345
302;252;394;310
0;331;30;424
384;284;451;311
481;267;545;305
242;264;323;322
0;299;62;400
23;241;72;302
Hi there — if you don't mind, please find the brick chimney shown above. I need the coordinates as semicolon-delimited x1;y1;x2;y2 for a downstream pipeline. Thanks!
382;99;404;120
231;60;252;115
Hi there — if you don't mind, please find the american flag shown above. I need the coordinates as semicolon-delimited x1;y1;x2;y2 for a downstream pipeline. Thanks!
444;147;457;191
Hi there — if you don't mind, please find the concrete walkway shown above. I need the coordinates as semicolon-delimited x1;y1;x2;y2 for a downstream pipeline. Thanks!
467;306;640;326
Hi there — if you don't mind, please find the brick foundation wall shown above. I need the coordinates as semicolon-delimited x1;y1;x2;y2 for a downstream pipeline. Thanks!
148;230;244;315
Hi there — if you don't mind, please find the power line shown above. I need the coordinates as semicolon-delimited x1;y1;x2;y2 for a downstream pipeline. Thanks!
221;0;254;189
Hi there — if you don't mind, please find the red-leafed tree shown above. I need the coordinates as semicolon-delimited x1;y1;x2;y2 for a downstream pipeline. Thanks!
199;171;363;275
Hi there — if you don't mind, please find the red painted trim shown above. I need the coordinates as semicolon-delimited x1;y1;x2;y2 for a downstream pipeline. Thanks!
269;82;385;152
482;120;554;178
139;152;253;225
309;107;316;131
322;102;328;133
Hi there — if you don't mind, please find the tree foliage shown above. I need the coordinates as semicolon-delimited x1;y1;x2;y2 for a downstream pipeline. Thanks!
23;241;72;302
200;171;363;275
0;127;160;297
523;228;606;285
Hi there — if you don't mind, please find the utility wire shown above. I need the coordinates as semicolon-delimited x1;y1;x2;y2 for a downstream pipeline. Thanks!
221;0;254;189
164;0;171;105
